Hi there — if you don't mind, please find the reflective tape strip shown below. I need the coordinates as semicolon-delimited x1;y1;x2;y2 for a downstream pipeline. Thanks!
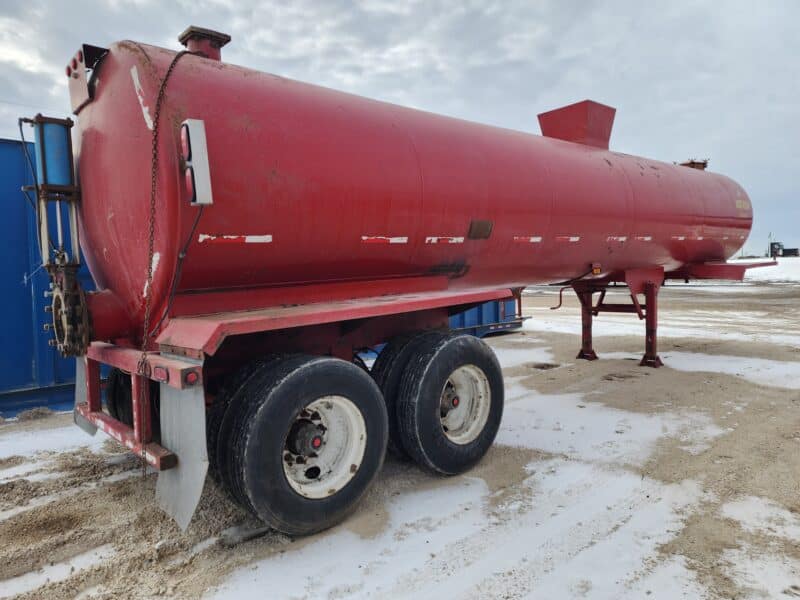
425;236;465;244
671;235;686;241
513;236;543;243
555;235;581;243
606;236;627;242
635;235;653;242
198;234;273;244
361;236;408;244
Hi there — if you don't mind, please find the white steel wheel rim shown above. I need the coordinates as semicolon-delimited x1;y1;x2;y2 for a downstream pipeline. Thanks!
283;396;367;499
439;364;491;445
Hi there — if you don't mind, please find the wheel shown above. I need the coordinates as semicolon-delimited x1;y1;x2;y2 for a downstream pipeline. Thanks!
106;368;132;424
226;355;388;535
214;356;288;508
105;368;161;443
206;358;273;485
397;333;504;475
371;331;448;458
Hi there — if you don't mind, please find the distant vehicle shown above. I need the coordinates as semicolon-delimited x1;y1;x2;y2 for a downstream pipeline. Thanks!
21;26;773;534
770;242;799;257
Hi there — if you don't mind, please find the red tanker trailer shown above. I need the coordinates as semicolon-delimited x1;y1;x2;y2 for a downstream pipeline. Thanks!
25;27;771;533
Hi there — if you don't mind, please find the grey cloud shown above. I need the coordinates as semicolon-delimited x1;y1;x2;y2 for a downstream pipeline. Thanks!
0;0;796;250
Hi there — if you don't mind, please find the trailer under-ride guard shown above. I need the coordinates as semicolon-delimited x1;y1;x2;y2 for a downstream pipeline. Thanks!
73;287;512;529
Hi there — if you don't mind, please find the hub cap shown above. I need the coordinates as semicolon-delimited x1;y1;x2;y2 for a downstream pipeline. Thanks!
282;396;367;499
439;364;491;445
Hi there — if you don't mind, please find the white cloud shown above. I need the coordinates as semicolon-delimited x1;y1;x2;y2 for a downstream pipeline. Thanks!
0;0;796;249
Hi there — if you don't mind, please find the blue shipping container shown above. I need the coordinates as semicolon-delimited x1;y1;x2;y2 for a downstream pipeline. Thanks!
0;138;93;417
449;297;523;337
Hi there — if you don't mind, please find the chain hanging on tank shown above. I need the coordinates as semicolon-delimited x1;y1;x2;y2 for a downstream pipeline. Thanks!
136;50;195;466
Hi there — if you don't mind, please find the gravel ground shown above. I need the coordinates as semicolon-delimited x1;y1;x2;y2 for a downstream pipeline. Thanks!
0;277;798;599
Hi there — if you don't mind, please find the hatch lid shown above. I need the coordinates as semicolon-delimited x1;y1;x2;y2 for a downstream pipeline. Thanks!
537;100;616;150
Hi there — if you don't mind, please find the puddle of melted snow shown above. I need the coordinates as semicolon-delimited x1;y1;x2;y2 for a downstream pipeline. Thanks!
0;544;114;598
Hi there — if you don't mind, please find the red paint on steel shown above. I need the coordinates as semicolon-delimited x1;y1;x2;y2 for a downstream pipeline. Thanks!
623;267;665;297
87;342;201;389
157;288;511;355
573;286;599;361
73;40;753;348
669;260;776;281
85;357;102;412
75;402;177;470
537;100;616;149
169;276;451;320
131;374;151;443
640;282;664;368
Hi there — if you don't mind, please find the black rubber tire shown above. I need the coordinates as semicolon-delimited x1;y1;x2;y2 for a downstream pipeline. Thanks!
222;355;310;513
106;368;161;443
229;355;388;535
371;330;448;458
214;355;287;509
396;333;504;475
206;358;274;486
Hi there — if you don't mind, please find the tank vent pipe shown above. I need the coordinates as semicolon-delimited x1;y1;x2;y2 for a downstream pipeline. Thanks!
178;26;231;61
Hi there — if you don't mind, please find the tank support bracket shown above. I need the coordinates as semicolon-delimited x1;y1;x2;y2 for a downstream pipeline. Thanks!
571;266;664;367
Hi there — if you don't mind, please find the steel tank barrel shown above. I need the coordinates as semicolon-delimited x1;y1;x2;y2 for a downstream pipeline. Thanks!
73;40;752;343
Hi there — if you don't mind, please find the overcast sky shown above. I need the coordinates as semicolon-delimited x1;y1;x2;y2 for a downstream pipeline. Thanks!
0;0;796;253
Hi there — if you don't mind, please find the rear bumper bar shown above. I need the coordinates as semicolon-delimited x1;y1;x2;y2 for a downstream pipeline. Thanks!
74;342;204;471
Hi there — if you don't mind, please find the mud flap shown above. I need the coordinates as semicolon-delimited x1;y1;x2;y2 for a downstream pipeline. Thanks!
73;357;98;436
156;383;208;531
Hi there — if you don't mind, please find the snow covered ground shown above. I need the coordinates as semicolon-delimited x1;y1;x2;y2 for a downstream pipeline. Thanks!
738;256;800;283
0;280;798;599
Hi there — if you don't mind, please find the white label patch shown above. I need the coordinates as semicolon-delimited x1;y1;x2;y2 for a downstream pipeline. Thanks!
555;235;581;243
361;236;408;244
198;234;273;244
425;236;465;244
142;251;160;297
130;65;153;130
513;236;543;243
635;235;653;242
606;236;627;242
244;235;273;243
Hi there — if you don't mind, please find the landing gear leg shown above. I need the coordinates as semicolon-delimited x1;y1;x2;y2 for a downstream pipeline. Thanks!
574;286;599;361
639;282;663;368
